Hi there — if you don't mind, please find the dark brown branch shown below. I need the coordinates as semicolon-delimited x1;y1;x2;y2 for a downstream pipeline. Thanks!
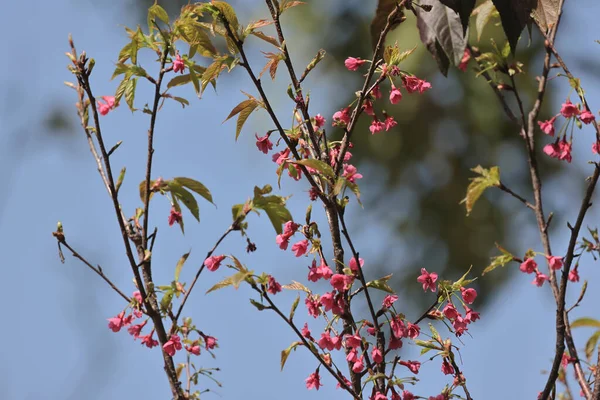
498;181;536;210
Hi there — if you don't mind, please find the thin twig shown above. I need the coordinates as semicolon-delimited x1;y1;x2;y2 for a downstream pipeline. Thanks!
498;181;536;210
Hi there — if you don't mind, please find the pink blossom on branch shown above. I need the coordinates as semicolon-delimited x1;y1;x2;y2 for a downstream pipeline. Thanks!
443;303;460;320
313;114;326;129
291;239;309;257
417;268;438;292
537;116;557;136
369;119;386;135
333;107;352;126
204;335;217;350
97;96;116;116
343;164;363;183
579;109;595;124
533;271;549;287
382;294;398;308
255;133;273;154
384;116;397;131
461;287;477;304
402;75;431;94
205;255;226;272
107;311;126;333
569;266;580;282
163;334;182;356
520;258;537;274
458;48;471;72
389;85;402;104
140;332;159;348
560;99;579;118
168;207;182;226
399;360;421;374
344;57;366;71
267;275;282;294
172;54;185;73
546;255;563;270
305;371;322;390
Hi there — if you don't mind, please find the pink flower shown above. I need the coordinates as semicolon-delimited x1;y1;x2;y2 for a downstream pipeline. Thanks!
544;142;560;159
205;255;226;272
107;311;125;332
538;116;557;136
255;133;273;154
369;119;386;135
345;333;362;349
391;392;401;400
348;257;364;273
384;116;397;131
403;76;431;94
403;391;416;400
276;233;291;250
382;294;398;308
320;291;336;312
305;371;322;390
547;255;563;270
461;287;477;304
373;393;387;400
417;268;438;292
333;107;352;126
533;271;549;287
371;347;383;363
389;335;403;350
291;240;309;257
390;316;407;338
204;335;217;349
317;259;333;280
464;306;481;323
569;267;580;282
301;323;312;339
389;85;403;104
372;85;382;99
163;334;182;356
140;332;159;348
352;356;364;373
272;148;290;165
330;274;354;292
343;164;363;183
128;320;147;338
458;48;471;72
441;358;455;375
305;296;321;318
560;99;579;118
580;110;595;124
407;323;420;339
267;275;282;294
97;96;116;116
443;303;459;320
399;360;421;374
345;57;366;71
558;139;572;163
168;207;182;226
453;316;468;336
314;114;326;128
362;100;375;116
593;142;600;154
520;258;537;274
133;291;143;305
173;54;185;74
186;345;201;355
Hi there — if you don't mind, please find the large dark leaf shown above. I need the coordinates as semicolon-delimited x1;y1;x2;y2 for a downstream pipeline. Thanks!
491;0;536;53
439;0;476;33
416;0;467;75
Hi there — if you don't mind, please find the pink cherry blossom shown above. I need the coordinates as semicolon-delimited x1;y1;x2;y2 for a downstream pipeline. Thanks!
519;258;537;274
464;306;481;323
441;358;455;375
372;85;382;99
382;294;398;308
533;271;549;287
417;268;438;292
362;100;375;116
352;356;364;373
173;54;185;73
163;334;182;356
204;335;217;349
458;48;471;72
168;207;182;226
399;360;421;374
558;139;572;163
255;133;273;154
140;332;159;348
205;255;226;272
390;316;407;338
443;303;459;320
373;392;387;400
389;85;402;104
127;320;147;338
403;391;416;400
107;311;125;332
305;371;322;390
345;57;366;71
384;116;397;131
346;347;358;362
403;76;431;94
345;333;362;349
333;107;352;126
461;287;477;304
560;99;579;118
272;148;290;164
97;96;116;116
593;142;600;154
369;120;386;135
343;164;363;183
569;267;580;282
453;316;468;336
579;109;595;124
546;255;563;270
186;345;201;355
320;291;335;311
330;274;354;292
314;114;326;128
407;323;420;339
301;323;312;339
538;116;557;136
305;296;321;318
389;335;403;350
348;257;364;273
267;275;282;294
291;240;309;257
371;347;383;363
543;142;560;159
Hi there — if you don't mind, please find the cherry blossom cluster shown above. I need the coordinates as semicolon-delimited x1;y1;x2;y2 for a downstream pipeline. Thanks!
518;254;579;287
538;99;598;162
107;291;160;348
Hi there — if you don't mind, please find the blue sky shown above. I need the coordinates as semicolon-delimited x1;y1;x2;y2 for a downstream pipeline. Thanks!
1;1;600;399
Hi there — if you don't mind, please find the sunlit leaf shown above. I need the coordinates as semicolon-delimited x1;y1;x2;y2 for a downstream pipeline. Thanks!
461;165;500;216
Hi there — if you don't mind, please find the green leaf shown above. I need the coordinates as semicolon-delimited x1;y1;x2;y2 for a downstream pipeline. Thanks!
171;96;190;108
225;99;259;141
125;78;137;112
173;177;214;204
206;276;234;294
365;373;387;384
251;31;280;47
167;74;192;88
168;181;200;222
571;318;600;329
116;167;126;194
474;0;497;42
289;294;300;321
299;49;326;83
428;323;441;340
160;290;174;312
282;281;311;293
414;339;442;350
293;159;335;180
212;1;240;33
111;63;130;80
258;201;292;235
585;330;600;361
148;4;170;32
483;244;515;275
280;341;301;371
231;269;254;289
174;251;191;282
461;165;500;216
366;274;395;293
250;298;267;311
115;77;129;104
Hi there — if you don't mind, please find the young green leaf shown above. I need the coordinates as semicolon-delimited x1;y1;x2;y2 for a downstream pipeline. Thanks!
125;77;137;112
280;341;301;371
174;251;191;282
173;177;214;204
461;165;500;216
293;159;335;180
168;181;200;222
